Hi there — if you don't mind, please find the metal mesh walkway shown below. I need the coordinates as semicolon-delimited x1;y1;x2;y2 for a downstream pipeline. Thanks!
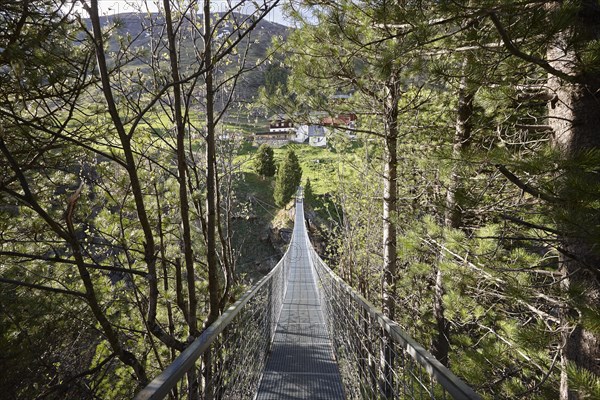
134;193;479;400
256;204;345;400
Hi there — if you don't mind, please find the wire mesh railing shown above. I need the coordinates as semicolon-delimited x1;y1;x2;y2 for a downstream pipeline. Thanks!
307;239;481;400
136;184;480;400
134;238;293;400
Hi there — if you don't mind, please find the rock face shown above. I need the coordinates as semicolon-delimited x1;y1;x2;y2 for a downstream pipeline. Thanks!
279;228;293;243
307;222;327;256
258;205;331;272
268;226;292;255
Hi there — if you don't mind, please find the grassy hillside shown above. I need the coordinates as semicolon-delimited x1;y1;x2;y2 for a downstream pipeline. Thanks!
231;140;366;268
236;141;363;196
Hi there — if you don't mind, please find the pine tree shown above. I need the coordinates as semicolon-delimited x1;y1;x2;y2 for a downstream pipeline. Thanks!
254;144;276;177
304;178;315;206
274;149;302;207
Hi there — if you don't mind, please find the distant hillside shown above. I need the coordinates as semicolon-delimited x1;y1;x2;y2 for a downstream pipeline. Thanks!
89;12;290;102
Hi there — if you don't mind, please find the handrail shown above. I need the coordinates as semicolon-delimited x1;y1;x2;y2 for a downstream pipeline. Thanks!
306;235;481;399
134;204;300;400
134;258;285;400
135;186;480;400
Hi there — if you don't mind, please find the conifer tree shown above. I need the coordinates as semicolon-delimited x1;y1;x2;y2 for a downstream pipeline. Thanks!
0;0;282;395
304;178;315;206
254;144;276;177
279;1;600;397
274;149;302;207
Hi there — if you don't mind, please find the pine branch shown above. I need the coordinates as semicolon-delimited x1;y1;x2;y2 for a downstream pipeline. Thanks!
0;277;86;298
514;124;554;132
33;353;116;400
488;12;584;84
501;213;561;235
0;251;146;276
495;164;561;203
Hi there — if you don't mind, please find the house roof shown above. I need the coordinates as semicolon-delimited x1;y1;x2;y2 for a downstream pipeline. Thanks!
320;113;356;126
307;125;326;137
268;113;293;122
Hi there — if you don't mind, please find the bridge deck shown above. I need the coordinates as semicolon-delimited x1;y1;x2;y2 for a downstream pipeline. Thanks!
256;205;345;400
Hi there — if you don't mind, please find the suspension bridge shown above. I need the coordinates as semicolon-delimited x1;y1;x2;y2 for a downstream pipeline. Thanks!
135;189;481;400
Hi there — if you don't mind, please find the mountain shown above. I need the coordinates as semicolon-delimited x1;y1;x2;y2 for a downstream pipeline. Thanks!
90;12;290;102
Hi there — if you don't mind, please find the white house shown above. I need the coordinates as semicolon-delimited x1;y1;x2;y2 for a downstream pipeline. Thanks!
295;124;326;146
268;116;295;134
307;125;327;147
294;125;309;143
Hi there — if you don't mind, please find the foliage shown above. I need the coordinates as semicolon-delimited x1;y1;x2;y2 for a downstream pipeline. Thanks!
254;144;276;177
0;0;282;396
303;178;315;205
274;0;600;398
263;61;289;96
2;0;600;398
274;149;302;207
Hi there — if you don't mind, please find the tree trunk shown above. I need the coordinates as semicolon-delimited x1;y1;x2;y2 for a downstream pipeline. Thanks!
87;0;184;353
382;83;399;321
204;0;221;328
163;0;198;336
546;10;600;400
380;80;399;399
433;66;474;367
445;65;473;229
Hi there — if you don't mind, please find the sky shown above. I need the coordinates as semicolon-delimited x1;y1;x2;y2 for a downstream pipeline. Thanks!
75;0;294;26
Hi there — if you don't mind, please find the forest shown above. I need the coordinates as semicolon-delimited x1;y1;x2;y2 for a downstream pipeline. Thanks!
1;0;599;399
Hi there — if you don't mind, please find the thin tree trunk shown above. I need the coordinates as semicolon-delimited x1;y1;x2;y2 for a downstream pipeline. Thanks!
65;185;149;384
433;64;474;367
380;80;399;399
382;84;399;321
216;173;235;311
0;137;149;384
163;0;198;336
204;0;221;328
86;0;183;351
445;71;473;229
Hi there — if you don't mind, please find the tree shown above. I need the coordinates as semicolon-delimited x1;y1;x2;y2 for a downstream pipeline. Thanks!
274;149;302;207
264;62;289;97
304;178;315;205
254;144;276;178
1;0;282;396
282;1;600;397
435;3;600;397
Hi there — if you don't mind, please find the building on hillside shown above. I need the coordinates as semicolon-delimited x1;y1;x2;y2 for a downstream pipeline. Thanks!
321;113;357;129
294;125;310;143
252;113;357;147
320;113;358;139
307;125;327;147
253;115;296;147
253;130;295;147
269;115;295;134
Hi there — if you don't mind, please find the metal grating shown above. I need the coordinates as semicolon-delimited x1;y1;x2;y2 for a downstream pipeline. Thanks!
309;237;481;400
258;372;346;400
256;202;345;400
